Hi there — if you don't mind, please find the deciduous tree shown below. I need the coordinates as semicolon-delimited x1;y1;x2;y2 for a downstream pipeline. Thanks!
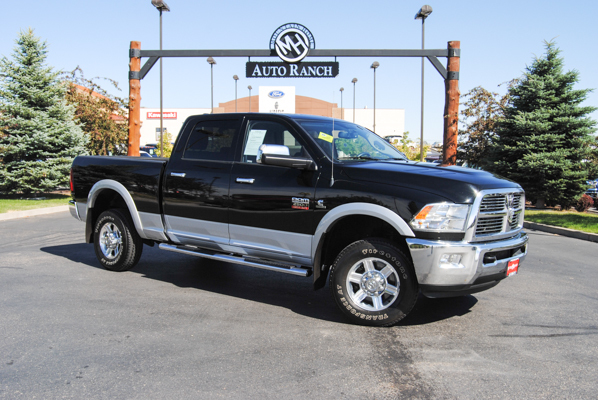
458;83;513;168
64;67;128;156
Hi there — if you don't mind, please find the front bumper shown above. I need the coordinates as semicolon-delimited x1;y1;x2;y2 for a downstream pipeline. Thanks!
406;232;528;298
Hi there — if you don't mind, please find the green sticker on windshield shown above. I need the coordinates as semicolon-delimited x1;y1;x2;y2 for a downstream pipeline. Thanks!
318;132;333;143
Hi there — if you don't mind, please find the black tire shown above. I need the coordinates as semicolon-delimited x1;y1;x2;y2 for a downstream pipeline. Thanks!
93;209;143;272
329;239;418;327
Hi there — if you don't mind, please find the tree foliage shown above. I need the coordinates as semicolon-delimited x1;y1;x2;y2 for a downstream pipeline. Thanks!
458;82;514;168
64;67;128;156
155;130;173;158
0;29;87;195
391;131;430;161
487;41;597;209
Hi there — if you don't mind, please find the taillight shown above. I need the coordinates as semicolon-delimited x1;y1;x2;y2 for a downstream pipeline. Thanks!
70;168;74;193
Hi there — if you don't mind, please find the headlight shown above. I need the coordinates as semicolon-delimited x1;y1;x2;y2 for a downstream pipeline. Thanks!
410;203;470;232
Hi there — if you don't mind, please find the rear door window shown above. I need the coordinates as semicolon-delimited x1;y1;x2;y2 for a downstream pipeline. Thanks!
183;120;238;161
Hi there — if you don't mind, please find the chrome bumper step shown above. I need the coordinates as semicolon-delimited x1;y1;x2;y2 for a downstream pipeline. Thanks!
158;243;311;277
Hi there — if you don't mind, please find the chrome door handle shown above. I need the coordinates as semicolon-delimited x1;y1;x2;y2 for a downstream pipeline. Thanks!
236;178;255;184
171;172;186;178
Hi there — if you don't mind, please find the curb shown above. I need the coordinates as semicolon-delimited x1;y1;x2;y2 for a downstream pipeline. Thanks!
0;206;69;221
524;221;598;243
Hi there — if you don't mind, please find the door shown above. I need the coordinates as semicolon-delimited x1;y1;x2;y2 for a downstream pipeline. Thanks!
162;117;241;249
229;118;319;264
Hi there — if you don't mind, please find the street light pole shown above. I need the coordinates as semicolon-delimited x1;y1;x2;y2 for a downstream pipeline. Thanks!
415;5;433;161
339;87;344;120
151;0;170;157
351;78;357;123
248;85;252;112
233;75;239;112
207;57;216;113
370;61;379;132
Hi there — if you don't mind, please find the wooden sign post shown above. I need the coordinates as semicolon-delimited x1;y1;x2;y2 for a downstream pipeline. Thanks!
127;41;141;157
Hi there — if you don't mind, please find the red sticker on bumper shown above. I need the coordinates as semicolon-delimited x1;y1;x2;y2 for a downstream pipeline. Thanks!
507;259;519;277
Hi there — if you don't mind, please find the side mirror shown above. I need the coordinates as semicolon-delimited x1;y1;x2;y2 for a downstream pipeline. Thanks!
256;144;290;164
257;144;316;171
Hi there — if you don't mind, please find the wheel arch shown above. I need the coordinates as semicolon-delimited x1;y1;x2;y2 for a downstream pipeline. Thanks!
312;203;416;290
85;180;146;243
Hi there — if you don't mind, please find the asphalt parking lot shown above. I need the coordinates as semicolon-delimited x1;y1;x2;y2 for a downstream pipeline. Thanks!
1;211;597;399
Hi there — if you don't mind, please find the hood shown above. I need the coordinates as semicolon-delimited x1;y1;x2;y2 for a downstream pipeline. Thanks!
340;160;522;204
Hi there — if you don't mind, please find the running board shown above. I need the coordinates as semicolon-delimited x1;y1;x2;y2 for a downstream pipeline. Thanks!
159;243;311;277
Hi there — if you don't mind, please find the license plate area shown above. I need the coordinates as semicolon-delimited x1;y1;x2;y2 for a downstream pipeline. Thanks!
506;259;519;277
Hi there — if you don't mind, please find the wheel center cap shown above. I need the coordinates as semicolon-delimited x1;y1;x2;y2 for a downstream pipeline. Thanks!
361;271;386;296
105;233;119;249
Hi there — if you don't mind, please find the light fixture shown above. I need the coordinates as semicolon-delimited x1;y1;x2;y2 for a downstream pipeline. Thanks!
415;5;433;161
151;0;170;12
233;75;239;112
151;0;171;156
207;57;216;113
248;85;252;112
339;87;344;119
351;78;358;123
370;62;379;132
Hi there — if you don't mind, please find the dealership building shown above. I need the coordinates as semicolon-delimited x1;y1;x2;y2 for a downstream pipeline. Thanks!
139;86;405;146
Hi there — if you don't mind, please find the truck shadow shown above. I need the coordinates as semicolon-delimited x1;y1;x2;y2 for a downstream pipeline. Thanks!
41;243;478;326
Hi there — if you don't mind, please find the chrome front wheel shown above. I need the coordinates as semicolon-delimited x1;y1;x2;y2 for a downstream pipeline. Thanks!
330;239;418;327
346;257;400;312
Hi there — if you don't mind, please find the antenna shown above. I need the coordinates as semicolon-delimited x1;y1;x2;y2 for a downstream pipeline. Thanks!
330;90;336;187
330;117;335;187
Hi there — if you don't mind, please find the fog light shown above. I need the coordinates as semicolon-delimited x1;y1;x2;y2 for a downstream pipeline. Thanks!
439;254;463;269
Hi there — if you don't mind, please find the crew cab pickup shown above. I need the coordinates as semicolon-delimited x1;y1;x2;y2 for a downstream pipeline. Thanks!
70;113;528;326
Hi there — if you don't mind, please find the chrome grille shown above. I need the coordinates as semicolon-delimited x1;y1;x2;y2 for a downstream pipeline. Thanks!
474;192;524;239
476;216;504;234
479;195;506;212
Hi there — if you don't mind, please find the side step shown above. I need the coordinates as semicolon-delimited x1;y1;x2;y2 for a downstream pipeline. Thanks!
159;243;311;277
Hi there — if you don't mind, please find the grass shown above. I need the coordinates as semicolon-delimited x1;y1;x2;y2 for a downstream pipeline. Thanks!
0;193;71;214
525;209;598;234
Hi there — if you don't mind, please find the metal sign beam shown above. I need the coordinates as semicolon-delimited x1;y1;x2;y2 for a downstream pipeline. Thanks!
136;49;452;80
128;42;461;165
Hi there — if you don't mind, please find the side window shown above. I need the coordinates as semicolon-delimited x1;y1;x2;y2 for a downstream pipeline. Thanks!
241;120;305;163
182;120;237;161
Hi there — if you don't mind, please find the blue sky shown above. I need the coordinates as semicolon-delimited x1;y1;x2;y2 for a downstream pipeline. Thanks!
2;0;597;143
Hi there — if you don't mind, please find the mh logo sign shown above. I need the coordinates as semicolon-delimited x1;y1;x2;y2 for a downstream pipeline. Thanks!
270;23;315;63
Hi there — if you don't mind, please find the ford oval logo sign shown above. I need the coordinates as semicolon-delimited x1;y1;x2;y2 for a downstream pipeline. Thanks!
268;90;285;99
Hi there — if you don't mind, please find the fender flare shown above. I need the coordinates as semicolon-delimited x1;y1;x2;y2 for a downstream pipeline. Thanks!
311;202;415;261
87;179;148;240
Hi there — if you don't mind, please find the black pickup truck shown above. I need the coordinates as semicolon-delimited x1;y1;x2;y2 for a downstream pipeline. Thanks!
69;113;528;326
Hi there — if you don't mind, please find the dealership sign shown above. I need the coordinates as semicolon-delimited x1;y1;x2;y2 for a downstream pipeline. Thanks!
246;23;337;78
247;61;339;78
147;112;177;119
271;23;314;62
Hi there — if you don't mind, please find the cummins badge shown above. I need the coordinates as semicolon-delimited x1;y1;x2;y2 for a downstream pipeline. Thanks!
270;23;315;63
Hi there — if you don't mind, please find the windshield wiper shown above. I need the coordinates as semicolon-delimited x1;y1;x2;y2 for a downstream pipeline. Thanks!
338;156;379;161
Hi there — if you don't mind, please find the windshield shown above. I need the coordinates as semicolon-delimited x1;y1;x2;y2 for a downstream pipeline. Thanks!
296;119;407;161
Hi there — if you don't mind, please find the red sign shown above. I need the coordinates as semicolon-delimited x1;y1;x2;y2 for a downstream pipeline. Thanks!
507;259;519;277
147;112;177;119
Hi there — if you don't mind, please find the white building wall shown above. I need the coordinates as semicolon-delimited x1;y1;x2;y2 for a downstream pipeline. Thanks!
140;107;210;146
139;106;405;146
341;108;405;139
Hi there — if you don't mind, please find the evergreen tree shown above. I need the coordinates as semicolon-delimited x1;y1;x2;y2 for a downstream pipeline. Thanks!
488;42;597;209
0;29;87;195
